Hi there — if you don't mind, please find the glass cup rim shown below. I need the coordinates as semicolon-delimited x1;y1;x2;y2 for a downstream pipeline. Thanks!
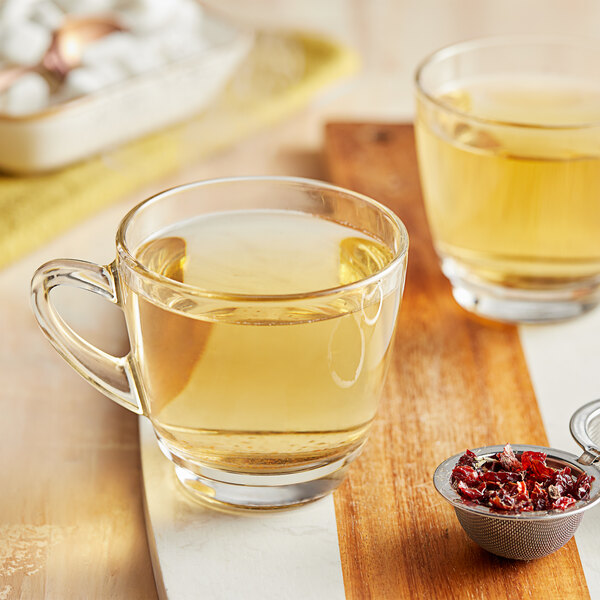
115;175;409;302
414;34;600;130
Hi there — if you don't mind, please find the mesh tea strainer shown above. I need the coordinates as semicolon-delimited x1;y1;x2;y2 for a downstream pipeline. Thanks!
433;398;600;560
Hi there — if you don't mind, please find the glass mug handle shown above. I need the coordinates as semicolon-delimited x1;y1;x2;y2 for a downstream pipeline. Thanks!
31;258;143;414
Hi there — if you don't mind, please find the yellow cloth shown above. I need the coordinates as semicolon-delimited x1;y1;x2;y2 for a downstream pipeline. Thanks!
0;33;358;270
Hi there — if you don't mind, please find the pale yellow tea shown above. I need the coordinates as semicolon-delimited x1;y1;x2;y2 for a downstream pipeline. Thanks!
125;210;399;473
416;75;600;289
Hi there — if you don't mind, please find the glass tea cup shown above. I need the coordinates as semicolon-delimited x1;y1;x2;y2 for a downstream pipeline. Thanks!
31;176;409;510
415;36;600;323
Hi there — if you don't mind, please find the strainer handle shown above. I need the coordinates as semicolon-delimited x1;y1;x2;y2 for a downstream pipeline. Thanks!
570;399;600;465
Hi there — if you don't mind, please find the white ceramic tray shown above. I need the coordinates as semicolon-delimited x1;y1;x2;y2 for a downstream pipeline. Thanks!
0;15;252;174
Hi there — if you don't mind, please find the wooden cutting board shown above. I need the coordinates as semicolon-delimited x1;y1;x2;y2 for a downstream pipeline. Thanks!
325;123;589;599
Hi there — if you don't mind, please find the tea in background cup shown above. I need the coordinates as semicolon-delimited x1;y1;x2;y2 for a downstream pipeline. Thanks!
31;177;408;510
415;37;600;323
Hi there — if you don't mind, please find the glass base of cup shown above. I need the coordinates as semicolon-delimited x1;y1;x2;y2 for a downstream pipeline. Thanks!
156;435;361;510
441;258;600;323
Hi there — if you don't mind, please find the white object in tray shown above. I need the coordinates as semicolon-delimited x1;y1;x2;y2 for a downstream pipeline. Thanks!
0;15;252;174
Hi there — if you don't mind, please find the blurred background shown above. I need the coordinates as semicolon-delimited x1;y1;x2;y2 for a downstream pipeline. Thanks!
203;0;600;118
1;0;599;178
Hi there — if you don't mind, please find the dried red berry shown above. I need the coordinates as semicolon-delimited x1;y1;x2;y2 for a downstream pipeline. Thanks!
573;472;593;500
457;449;477;467
521;451;555;481
450;444;594;513
451;465;480;486
499;443;522;472
552;496;577;510
457;480;486;500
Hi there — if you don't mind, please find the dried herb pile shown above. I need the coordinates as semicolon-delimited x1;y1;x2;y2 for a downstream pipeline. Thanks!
451;444;594;512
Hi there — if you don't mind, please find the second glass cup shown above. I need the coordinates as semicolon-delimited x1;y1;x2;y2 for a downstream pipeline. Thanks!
415;36;600;323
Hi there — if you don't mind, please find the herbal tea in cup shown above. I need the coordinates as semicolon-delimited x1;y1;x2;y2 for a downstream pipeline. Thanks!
31;177;408;509
415;37;600;323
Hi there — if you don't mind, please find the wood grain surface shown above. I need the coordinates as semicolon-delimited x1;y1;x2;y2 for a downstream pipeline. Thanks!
326;123;589;600
0;262;157;598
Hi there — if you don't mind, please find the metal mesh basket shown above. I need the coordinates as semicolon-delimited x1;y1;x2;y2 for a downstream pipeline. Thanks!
433;399;600;560
455;506;583;561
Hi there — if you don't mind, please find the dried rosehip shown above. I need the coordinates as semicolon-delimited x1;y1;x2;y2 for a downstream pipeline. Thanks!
457;449;477;467
552;467;574;496
488;490;515;511
573;472;593;500
499;443;522;472
521;451;555;481
552;496;577;510
451;465;479;486
450;444;595;513
481;470;521;484
457;480;486;500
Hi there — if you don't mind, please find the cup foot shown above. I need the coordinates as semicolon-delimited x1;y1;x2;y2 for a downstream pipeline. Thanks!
451;282;598;324
173;463;347;511
442;259;600;323
157;436;359;510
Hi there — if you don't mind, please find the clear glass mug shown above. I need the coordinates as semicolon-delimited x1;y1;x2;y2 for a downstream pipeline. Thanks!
31;176;409;510
415;36;600;323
